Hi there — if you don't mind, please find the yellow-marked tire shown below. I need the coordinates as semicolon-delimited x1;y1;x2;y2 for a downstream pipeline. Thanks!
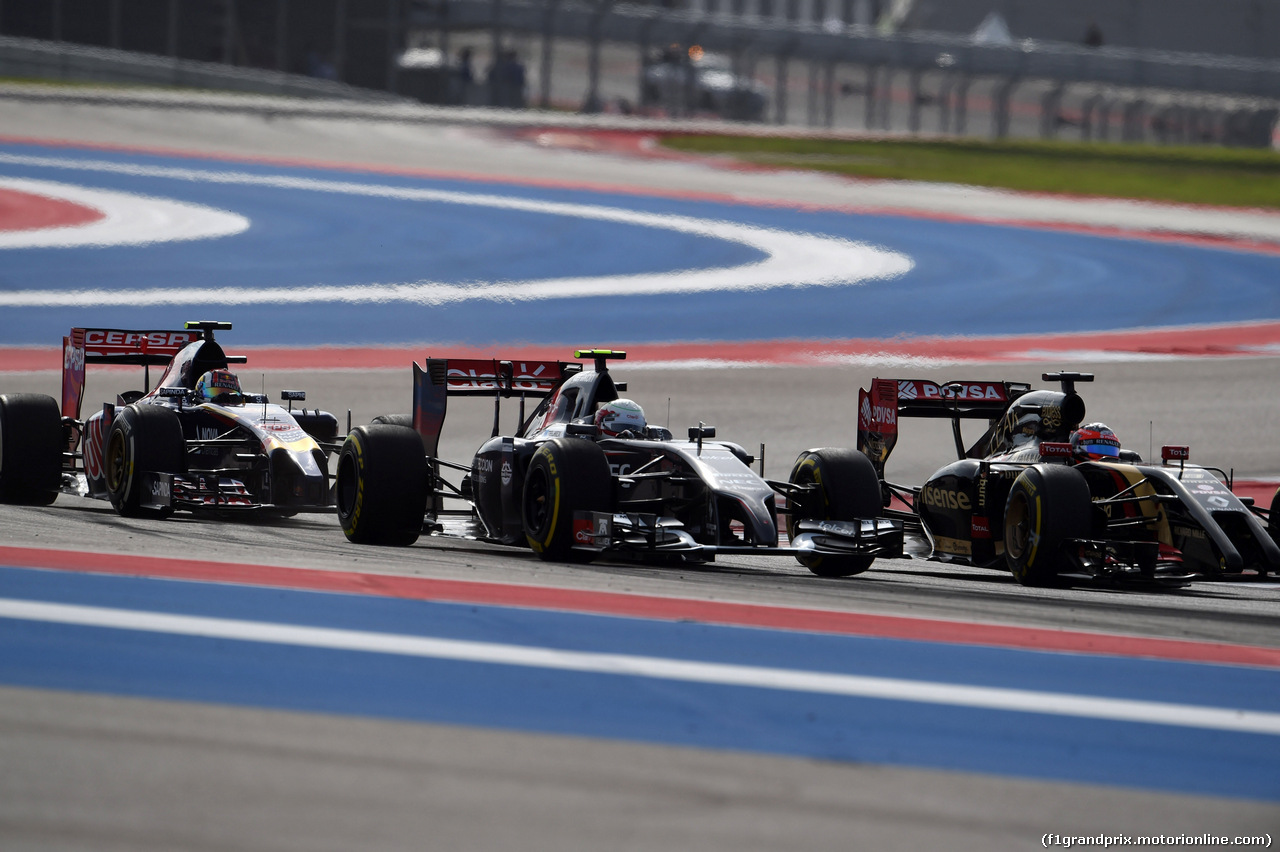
521;438;612;563
0;393;62;505
104;404;185;518
1003;464;1091;587
787;448;882;578
336;424;429;546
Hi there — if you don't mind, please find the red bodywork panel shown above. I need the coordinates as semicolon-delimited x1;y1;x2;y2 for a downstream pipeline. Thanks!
61;328;200;419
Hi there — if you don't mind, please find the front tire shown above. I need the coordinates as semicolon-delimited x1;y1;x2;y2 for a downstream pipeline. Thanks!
0;393;63;505
521;438;612;563
104;404;185;518
788;448;882;577
335;424;429;545
1004;464;1092;587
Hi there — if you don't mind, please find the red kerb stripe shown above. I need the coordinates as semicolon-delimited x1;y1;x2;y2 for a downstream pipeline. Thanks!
1;545;1276;669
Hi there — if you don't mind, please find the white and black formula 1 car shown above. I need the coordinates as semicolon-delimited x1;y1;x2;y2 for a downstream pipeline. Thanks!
334;349;902;575
850;371;1280;586
0;322;340;517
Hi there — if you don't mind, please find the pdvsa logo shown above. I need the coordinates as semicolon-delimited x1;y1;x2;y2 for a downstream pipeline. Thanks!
938;383;1004;400
64;343;85;373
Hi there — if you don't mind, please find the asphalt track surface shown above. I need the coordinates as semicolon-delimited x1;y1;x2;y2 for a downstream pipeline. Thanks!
1;96;1279;850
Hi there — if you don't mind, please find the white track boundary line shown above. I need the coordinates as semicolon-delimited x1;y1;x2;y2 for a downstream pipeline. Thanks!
2;597;1277;735
0;153;911;306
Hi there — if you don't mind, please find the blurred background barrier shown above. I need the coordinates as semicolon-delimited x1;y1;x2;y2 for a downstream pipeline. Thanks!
1;0;1276;145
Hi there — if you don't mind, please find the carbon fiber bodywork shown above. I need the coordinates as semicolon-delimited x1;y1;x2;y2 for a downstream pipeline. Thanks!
380;350;904;568
857;372;1280;584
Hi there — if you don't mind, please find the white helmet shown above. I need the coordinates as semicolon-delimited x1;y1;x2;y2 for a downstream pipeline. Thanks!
594;398;646;437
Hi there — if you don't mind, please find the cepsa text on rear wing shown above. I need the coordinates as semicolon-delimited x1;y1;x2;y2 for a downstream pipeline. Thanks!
61;327;203;419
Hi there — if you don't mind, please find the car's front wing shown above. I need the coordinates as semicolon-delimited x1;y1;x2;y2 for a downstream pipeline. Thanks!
571;511;905;562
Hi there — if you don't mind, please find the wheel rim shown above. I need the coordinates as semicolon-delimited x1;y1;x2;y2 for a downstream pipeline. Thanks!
1006;491;1030;561
789;463;821;536
105;429;127;496
336;451;357;520
524;465;550;535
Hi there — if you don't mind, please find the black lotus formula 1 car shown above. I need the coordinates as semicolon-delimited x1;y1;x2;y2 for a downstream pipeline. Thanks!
0;322;340;517
335;349;901;575
852;371;1280;586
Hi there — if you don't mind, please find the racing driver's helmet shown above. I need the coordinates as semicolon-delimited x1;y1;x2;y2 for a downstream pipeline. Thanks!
1009;412;1041;448
594;398;646;437
1070;422;1121;461
195;368;244;406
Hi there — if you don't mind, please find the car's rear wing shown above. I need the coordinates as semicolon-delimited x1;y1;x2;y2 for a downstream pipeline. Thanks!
61;327;203;419
856;378;1032;476
411;357;582;458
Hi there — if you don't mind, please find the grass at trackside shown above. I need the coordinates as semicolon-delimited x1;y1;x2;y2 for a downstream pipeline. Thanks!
659;135;1280;209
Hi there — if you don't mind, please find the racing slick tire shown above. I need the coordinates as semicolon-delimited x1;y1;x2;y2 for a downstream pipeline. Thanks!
787;448;882;578
104;404;186;518
521;438;612;564
336;424;429;546
1003;464;1092;587
1269;487;1280;550
0;393;63;505
370;414;412;428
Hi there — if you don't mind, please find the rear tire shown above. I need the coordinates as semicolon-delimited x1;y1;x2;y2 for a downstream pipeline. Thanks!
335;424;429;545
104;404;186;518
0;393;62;505
521;438;612;563
788;448;882;577
1269;487;1280;549
1004;464;1092;587
370;414;412;428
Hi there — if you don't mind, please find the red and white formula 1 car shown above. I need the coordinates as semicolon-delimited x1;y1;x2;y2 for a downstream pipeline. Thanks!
0;322;340;517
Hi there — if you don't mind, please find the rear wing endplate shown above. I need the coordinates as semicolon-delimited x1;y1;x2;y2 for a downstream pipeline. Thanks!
61;327;204;419
411;357;581;458
856;378;1030;475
